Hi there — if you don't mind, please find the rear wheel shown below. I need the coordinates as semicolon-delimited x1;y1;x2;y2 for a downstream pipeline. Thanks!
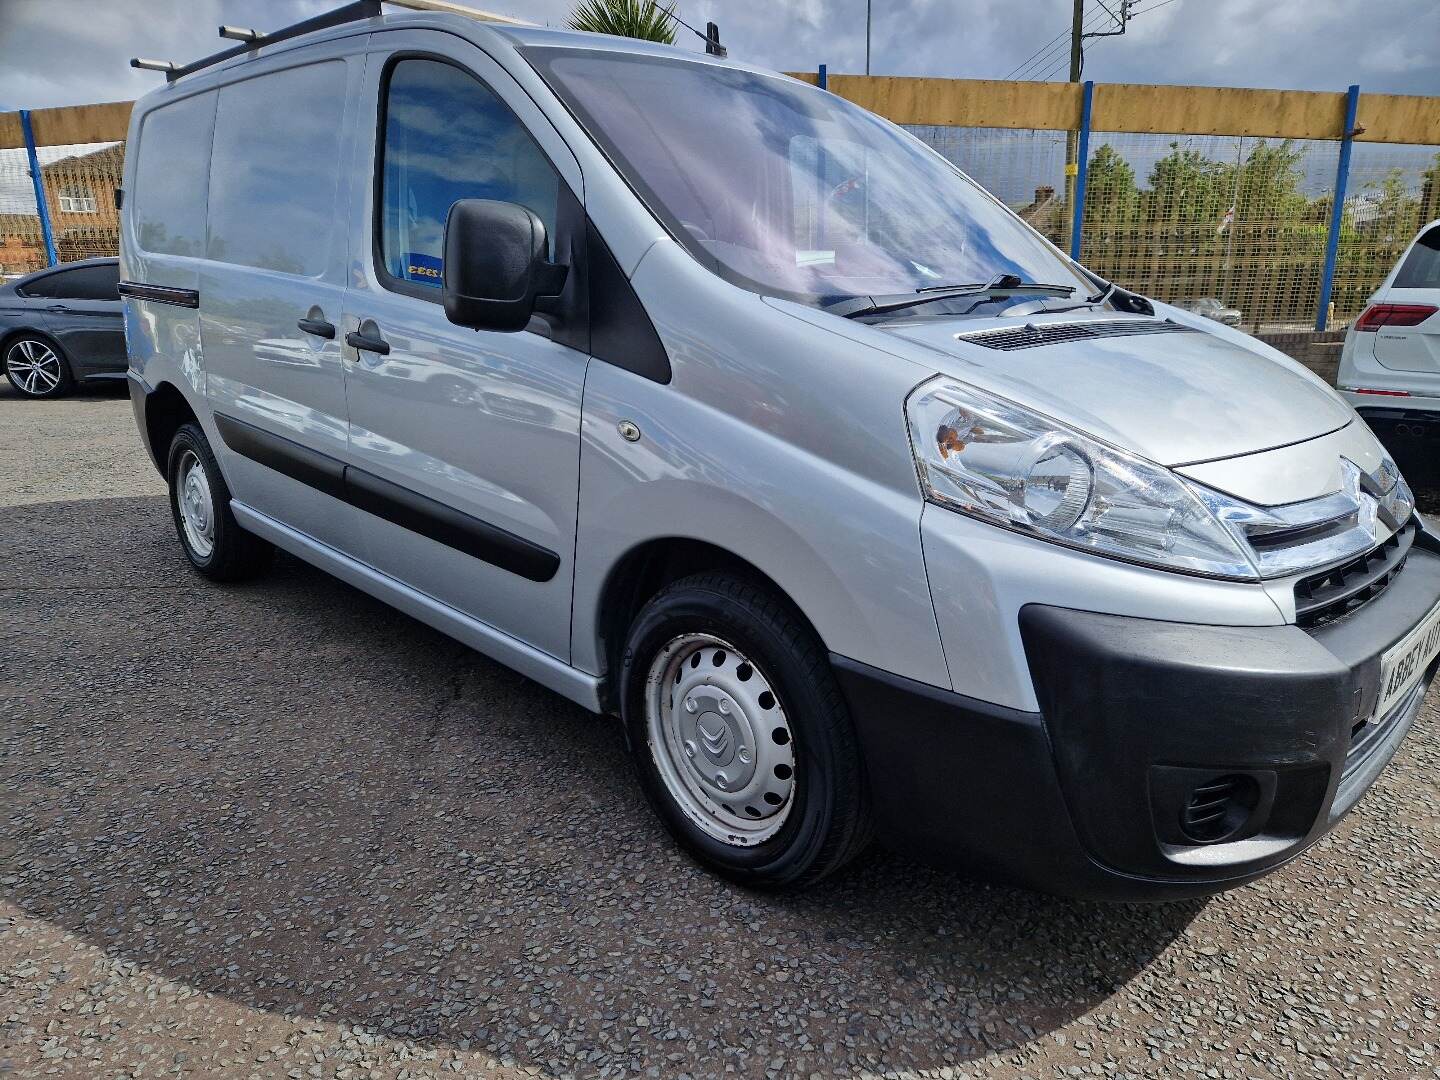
166;423;274;581
3;334;72;399
621;572;872;888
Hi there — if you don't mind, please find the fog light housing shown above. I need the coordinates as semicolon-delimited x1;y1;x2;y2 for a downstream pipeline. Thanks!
1179;774;1262;844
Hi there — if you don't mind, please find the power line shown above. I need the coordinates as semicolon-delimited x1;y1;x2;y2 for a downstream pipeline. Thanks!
1008;5;1113;80
1008;12;1104;80
1128;0;1180;15
1004;27;1070;80
1007;4;1118;81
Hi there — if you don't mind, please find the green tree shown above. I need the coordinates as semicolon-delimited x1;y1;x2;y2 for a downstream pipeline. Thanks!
1233;139;1308;221
1144;142;1227;225
1083;144;1138;225
567;0;677;43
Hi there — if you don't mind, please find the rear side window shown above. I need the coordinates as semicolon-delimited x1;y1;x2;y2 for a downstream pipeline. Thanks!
133;92;215;256
379;58;559;292
208;61;347;276
20;263;120;301
1394;226;1440;289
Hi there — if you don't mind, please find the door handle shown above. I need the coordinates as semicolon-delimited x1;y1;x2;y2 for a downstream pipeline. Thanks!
297;316;336;339
46;304;70;314
345;321;390;356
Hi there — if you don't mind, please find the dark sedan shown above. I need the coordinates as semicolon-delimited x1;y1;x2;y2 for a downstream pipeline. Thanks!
1;257;126;399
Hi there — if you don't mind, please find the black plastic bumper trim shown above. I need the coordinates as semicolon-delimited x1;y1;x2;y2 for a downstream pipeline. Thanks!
830;546;1439;900
118;281;199;308
212;412;559;583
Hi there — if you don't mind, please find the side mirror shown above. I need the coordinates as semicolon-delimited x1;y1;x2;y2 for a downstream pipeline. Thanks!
442;198;568;333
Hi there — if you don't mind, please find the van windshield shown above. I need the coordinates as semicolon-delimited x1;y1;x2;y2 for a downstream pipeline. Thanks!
527;48;1091;308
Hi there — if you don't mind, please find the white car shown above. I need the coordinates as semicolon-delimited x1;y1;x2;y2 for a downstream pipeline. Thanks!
1339;219;1440;487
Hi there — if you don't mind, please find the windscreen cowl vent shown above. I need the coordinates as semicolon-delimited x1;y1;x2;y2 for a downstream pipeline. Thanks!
955;318;1198;351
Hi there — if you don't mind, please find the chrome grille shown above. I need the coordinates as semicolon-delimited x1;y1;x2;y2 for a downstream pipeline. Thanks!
1205;457;1417;582
954;318;1198;351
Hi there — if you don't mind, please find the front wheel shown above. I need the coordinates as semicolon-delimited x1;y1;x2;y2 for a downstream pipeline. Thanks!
621;572;872;888
166;422;274;581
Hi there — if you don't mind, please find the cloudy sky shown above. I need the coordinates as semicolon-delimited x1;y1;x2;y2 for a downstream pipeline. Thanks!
0;0;1437;110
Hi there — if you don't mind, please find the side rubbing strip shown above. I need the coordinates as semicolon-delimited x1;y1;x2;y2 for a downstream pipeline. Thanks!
118;281;200;308
344;468;561;583
212;412;560;583
213;413;347;500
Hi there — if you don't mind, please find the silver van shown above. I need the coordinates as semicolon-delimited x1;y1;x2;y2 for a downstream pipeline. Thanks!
122;2;1440;898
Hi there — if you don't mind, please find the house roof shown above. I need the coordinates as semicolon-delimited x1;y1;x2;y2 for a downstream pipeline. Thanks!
41;143;125;179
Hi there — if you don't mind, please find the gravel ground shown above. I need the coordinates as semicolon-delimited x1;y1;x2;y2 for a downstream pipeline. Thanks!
2;380;1438;1080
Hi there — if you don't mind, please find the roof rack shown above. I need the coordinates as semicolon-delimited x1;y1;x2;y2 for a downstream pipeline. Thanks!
129;0;534;85
131;0;382;84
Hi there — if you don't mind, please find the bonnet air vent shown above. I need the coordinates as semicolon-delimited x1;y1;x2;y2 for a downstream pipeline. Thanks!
955;319;1199;351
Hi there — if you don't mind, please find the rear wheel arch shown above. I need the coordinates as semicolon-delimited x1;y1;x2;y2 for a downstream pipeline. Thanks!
0;325;64;358
141;381;201;476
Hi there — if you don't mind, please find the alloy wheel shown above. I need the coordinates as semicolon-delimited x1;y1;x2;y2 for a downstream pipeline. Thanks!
5;338;63;396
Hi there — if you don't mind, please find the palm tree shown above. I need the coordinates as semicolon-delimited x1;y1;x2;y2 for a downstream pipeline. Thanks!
567;0;677;44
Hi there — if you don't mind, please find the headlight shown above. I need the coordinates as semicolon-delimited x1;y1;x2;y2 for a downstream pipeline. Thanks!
905;377;1258;579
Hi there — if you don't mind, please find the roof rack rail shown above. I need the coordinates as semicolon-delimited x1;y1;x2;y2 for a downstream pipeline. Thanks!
135;0;382;84
129;0;534;86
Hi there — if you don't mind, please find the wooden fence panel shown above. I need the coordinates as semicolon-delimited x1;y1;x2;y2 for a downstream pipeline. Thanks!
0;101;132;150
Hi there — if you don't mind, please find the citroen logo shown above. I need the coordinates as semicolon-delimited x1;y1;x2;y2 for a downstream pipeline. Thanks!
696;715;732;764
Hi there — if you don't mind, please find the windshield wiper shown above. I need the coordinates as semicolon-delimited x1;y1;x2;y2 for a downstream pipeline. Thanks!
826;273;1077;320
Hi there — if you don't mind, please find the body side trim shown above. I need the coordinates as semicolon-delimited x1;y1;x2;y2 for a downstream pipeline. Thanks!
213;411;560;582
118;281;201;308
213;412;346;499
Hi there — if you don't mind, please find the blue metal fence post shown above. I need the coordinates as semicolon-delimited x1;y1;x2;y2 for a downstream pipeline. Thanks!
1316;84;1360;332
1069;80;1094;262
817;63;827;91
19;110;58;268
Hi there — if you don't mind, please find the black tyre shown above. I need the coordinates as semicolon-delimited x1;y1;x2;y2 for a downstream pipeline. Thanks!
166;422;274;581
621;571;872;888
3;333;73;399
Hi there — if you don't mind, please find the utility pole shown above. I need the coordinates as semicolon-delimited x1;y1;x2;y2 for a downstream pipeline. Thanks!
1069;0;1084;82
1064;0;1084;225
865;0;872;75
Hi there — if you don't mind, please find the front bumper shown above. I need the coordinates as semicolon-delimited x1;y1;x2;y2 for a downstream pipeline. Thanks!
835;538;1440;901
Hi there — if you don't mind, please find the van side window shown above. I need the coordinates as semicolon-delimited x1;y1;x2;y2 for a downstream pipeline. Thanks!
133;91;215;256
209;62;347;276
1394;226;1440;289
379;58;559;291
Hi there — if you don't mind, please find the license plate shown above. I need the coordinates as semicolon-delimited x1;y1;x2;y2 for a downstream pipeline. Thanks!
1375;599;1440;722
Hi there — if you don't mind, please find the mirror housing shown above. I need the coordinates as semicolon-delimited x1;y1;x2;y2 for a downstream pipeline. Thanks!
442;199;568;332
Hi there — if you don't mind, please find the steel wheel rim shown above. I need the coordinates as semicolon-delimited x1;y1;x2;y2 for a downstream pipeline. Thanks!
176;450;215;559
6;339;61;395
645;633;797;846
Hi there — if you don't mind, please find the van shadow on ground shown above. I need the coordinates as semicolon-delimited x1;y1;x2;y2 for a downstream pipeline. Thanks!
2;495;1202;1078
